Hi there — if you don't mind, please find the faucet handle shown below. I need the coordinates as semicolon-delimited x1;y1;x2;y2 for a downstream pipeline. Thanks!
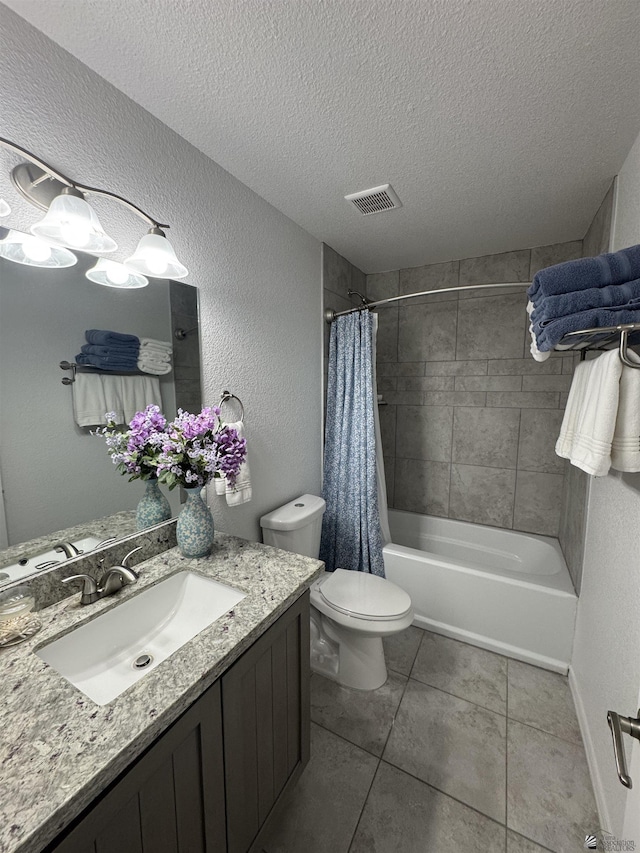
121;547;142;570
62;574;99;604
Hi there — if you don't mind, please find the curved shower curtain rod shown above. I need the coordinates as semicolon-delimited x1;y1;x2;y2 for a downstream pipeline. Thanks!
324;281;531;324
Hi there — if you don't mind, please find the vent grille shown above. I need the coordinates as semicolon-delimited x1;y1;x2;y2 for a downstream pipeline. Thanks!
345;184;402;216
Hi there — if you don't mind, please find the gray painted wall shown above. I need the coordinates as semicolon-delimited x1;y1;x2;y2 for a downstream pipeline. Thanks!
0;7;323;543
571;133;640;836
557;181;615;592
365;242;582;537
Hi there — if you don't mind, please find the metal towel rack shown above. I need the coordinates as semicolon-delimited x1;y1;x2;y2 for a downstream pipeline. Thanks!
59;360;145;385
219;390;244;423
556;323;640;369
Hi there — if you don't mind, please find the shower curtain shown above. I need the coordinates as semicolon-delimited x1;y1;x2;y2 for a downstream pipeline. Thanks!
319;310;387;576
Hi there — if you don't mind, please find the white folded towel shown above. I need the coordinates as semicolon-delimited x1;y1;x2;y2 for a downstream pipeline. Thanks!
556;349;622;476
140;337;172;352
137;358;172;376
223;422;252;506
214;477;226;495
72;373;109;427
139;348;171;363
611;349;640;472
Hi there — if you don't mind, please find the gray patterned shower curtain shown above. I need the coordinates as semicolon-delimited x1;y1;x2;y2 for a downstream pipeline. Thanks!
319;311;386;575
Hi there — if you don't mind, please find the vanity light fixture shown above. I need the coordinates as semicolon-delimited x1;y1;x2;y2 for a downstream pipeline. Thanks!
125;227;188;279
31;187;117;253
0;228;77;268
0;136;189;278
0;199;10;217
86;258;148;289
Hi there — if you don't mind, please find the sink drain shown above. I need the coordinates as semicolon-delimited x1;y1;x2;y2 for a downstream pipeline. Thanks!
132;653;153;670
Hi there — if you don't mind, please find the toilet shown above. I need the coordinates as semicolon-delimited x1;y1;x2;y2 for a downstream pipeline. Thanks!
260;495;413;690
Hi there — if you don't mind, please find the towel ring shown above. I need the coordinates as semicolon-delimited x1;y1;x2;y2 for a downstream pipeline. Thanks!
219;390;244;423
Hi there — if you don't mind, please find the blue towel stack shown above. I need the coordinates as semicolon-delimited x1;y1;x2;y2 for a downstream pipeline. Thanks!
75;329;140;371
527;246;640;354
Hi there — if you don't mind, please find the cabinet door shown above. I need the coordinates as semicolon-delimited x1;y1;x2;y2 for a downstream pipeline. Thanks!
222;591;310;853
48;681;226;853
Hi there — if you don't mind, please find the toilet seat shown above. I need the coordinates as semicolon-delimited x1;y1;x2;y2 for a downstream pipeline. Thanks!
318;569;412;621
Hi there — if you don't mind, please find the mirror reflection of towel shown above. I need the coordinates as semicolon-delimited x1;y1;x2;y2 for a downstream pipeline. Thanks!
72;373;162;427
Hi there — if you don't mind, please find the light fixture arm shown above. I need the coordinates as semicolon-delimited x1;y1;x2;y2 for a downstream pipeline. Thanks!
0;136;169;229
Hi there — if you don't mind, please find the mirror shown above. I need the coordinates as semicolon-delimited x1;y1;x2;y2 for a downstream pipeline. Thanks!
0;245;201;579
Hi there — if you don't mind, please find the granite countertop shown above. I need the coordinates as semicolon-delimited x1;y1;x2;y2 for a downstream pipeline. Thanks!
0;534;324;853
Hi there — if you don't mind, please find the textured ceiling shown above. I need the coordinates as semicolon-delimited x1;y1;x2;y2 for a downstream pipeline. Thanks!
4;0;640;273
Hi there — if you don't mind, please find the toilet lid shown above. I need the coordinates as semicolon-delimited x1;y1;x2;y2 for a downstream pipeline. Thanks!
319;569;411;618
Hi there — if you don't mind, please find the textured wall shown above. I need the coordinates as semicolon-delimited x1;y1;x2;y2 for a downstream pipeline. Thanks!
0;6;322;543
367;242;582;537
570;132;640;835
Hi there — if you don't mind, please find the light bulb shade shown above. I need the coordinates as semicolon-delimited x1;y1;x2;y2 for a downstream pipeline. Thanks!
86;258;148;289
31;192;117;253
125;230;188;279
0;198;10;217
0;229;77;268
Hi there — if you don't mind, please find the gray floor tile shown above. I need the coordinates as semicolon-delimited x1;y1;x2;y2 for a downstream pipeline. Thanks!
350;761;506;853
383;679;507;822
311;671;407;756
507;829;554;852
382;625;423;676
507;720;599;853
260;723;378;853
411;631;508;714
508;660;582;744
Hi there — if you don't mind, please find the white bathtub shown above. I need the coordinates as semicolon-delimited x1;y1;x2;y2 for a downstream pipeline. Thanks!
383;510;577;673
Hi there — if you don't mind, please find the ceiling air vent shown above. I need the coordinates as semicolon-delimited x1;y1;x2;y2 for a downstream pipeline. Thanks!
345;184;402;216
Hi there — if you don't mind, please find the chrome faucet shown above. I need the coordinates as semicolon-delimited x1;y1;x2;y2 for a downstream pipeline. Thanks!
54;541;82;559
62;547;143;605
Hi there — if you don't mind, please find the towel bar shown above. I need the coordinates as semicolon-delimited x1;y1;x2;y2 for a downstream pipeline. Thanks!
59;360;146;384
557;323;640;369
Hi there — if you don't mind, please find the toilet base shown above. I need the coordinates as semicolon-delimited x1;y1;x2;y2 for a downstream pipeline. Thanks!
311;611;388;690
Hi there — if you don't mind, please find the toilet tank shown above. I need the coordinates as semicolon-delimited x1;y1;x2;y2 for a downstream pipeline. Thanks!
260;494;326;559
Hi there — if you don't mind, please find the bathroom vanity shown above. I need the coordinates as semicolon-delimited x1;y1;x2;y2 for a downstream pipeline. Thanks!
0;534;323;853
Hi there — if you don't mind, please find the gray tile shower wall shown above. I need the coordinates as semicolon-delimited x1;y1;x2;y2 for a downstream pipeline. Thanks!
369;242;583;538
323;243;367;391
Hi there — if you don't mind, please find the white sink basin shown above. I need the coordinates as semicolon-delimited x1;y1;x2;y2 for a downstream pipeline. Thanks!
37;572;246;705
0;536;103;586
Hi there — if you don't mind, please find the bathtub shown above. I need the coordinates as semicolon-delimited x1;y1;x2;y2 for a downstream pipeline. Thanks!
383;510;577;673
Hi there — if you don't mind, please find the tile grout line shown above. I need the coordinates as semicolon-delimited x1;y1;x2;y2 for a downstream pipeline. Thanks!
345;757;381;853
345;654;418;853
375;756;508;831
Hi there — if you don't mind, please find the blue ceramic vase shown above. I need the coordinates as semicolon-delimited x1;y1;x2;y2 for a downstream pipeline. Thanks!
176;486;214;557
135;477;172;531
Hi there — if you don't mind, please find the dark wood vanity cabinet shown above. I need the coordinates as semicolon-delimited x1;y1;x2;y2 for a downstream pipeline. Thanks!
47;591;310;853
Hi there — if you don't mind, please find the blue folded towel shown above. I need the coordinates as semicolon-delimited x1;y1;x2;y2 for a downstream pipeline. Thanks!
535;307;640;352
531;279;640;326
75;353;140;372
85;329;140;347
81;343;140;358
527;245;640;306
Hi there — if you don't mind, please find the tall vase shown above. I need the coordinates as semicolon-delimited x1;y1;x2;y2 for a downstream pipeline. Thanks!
136;477;172;531
176;486;215;557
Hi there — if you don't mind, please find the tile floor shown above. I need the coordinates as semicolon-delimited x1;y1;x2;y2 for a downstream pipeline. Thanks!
259;626;599;853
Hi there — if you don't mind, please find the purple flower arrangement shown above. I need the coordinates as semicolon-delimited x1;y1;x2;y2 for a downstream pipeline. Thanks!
98;404;247;489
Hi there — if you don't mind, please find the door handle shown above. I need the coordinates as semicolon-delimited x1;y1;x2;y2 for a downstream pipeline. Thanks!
607;708;640;789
